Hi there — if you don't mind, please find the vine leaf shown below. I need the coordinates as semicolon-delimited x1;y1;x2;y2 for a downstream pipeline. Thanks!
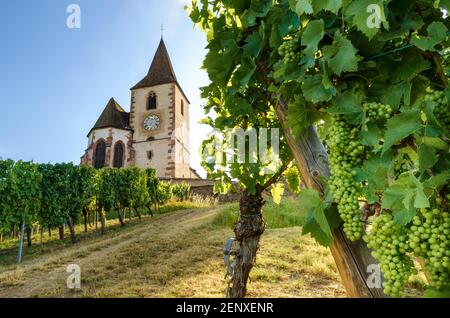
382;175;429;225
298;189;332;246
289;0;313;16
323;31;359;76
412;21;448;51
344;0;387;40
301;19;325;57
312;0;342;14
302;74;337;102
327;90;364;124
382;111;422;153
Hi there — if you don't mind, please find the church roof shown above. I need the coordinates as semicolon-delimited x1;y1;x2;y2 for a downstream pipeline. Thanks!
131;39;178;90
88;98;131;136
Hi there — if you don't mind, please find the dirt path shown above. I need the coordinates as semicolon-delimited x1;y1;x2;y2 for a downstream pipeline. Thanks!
0;207;220;298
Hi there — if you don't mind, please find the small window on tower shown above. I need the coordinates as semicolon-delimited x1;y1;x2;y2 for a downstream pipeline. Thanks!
181;100;184;116
147;151;154;160
148;92;157;110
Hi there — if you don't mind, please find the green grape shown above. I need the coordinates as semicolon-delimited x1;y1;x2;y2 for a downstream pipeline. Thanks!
364;213;415;297
363;102;393;124
327;116;365;241
424;88;450;132
284;165;301;194
408;207;450;291
278;38;300;64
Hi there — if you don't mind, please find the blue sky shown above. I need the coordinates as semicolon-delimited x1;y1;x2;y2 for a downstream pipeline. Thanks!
0;0;210;175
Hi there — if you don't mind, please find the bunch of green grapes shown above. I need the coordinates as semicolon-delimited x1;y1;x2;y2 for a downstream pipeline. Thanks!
364;213;415;297
424;88;450;132
284;165;301;194
278;38;300;64
327;116;365;241
363;102;393;123
408;205;450;291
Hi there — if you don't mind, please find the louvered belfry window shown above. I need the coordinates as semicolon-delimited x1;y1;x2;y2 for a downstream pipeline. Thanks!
94;140;106;169
148;92;157;110
113;142;124;168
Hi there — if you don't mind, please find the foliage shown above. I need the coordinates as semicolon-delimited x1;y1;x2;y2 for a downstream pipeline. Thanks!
188;0;450;296
172;182;192;202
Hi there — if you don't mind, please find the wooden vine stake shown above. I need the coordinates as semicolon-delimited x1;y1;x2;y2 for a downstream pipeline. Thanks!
276;101;386;298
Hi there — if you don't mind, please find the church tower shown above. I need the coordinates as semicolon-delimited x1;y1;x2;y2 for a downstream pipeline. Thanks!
81;38;199;179
129;38;192;178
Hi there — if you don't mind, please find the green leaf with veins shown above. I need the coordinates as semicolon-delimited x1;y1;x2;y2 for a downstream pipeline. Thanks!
323;31;359;76
344;0;387;40
302;74;337;102
412;21;448;51
301;19;325;57
382;175;429;225
382;111;423;153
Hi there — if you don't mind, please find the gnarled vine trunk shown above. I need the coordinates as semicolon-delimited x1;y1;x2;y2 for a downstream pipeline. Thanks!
26;226;32;247
66;215;77;244
58;225;65;240
275;101;385;298
83;207;88;233
227;190;265;298
97;204;106;235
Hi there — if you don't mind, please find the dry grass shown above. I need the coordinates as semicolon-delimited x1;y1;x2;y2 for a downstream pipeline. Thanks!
0;203;347;298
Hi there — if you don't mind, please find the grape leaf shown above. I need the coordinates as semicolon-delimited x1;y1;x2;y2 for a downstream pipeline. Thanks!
418;142;438;173
412;21;448;51
297;189;332;246
323;31;359;76
327;90;364;124
243;32;264;58
286;95;321;135
289;0;313;16
382;175;429;225
382;111;423;153
302;74;337;102
312;0;342;14
344;0;387;40
301;19;325;57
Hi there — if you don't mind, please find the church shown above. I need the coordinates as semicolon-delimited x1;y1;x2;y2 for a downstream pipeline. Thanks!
81;39;200;179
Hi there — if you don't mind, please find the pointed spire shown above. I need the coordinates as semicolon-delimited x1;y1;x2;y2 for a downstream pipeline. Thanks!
89;98;130;135
131;38;178;90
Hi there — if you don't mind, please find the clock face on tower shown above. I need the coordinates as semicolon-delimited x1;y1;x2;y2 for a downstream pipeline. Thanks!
143;115;161;131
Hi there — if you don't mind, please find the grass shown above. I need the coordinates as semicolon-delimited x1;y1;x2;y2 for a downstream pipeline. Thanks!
212;196;304;229
0;200;214;269
0;196;426;298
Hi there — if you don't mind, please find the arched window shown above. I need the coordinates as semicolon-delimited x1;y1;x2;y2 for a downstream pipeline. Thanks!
148;92;157;110
94;140;106;169
181;100;184;115
113;142;124;168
